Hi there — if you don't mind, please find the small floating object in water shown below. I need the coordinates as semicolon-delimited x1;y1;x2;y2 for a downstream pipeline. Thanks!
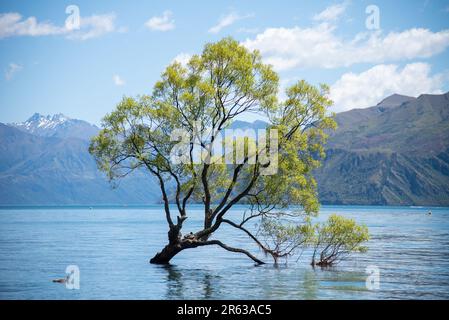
89;206;93;210
428;211;432;215
52;278;67;284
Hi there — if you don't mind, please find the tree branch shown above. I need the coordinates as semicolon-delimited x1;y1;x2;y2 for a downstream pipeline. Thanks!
194;239;265;265
221;219;281;259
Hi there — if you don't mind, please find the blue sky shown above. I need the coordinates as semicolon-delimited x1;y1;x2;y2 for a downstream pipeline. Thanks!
1;0;449;125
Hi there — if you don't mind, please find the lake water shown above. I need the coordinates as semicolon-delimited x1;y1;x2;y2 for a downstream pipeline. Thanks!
0;205;448;300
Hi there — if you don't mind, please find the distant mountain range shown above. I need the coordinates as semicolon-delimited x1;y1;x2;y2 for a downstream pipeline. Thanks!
0;114;160;205
315;92;449;206
1;92;448;206
10;113;99;140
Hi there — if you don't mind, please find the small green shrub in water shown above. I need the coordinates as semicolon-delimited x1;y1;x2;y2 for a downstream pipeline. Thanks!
258;216;315;264
312;214;369;267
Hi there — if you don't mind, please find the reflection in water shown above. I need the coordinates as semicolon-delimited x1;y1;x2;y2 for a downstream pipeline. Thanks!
303;269;318;300
316;267;368;293
163;265;218;299
163;265;184;299
160;263;367;300
202;274;214;299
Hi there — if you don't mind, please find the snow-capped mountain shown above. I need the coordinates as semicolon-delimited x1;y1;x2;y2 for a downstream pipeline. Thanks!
10;113;99;140
0;123;160;205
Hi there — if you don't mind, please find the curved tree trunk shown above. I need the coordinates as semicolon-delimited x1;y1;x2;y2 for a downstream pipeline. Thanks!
149;237;265;265
150;242;184;264
150;224;185;264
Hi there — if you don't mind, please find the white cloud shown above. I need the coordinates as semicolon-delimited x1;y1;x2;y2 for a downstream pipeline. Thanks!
113;74;125;86
237;27;260;34
172;53;192;66
5;63;23;80
0;12;65;38
145;11;175;31
0;12;119;40
67;14;117;40
313;2;347;22
243;25;449;71
329;63;443;112
208;12;253;34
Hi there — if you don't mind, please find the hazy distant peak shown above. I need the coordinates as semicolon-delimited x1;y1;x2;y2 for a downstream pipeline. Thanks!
228;119;269;132
28;113;42;121
51;113;70;121
10;113;98;140
27;112;69;121
416;91;449;100
376;94;416;108
21;113;70;130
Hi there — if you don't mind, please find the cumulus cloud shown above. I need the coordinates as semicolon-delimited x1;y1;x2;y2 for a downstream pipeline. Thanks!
329;63;443;112
0;12;119;40
5;63;23;80
145;11;175;31
208;12;254;34
243;25;449;71
313;2;347;22
112;74;125;86
67;14;117;40
0;12;65;38
237;27;259;34
172;52;192;66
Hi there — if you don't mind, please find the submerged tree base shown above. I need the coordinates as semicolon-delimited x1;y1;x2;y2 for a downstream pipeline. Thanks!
150;238;265;265
150;243;184;264
312;261;334;267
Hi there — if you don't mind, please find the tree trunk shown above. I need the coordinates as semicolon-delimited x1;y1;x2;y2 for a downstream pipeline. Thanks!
150;225;185;264
149;237;265;265
150;242;184;264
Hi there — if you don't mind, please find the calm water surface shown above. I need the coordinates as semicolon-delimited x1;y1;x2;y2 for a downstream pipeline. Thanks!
0;205;448;299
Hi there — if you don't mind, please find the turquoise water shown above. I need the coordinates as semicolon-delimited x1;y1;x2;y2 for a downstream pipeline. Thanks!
0;205;448;299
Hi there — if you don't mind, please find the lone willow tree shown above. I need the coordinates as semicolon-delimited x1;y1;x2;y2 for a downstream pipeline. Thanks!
90;38;339;265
